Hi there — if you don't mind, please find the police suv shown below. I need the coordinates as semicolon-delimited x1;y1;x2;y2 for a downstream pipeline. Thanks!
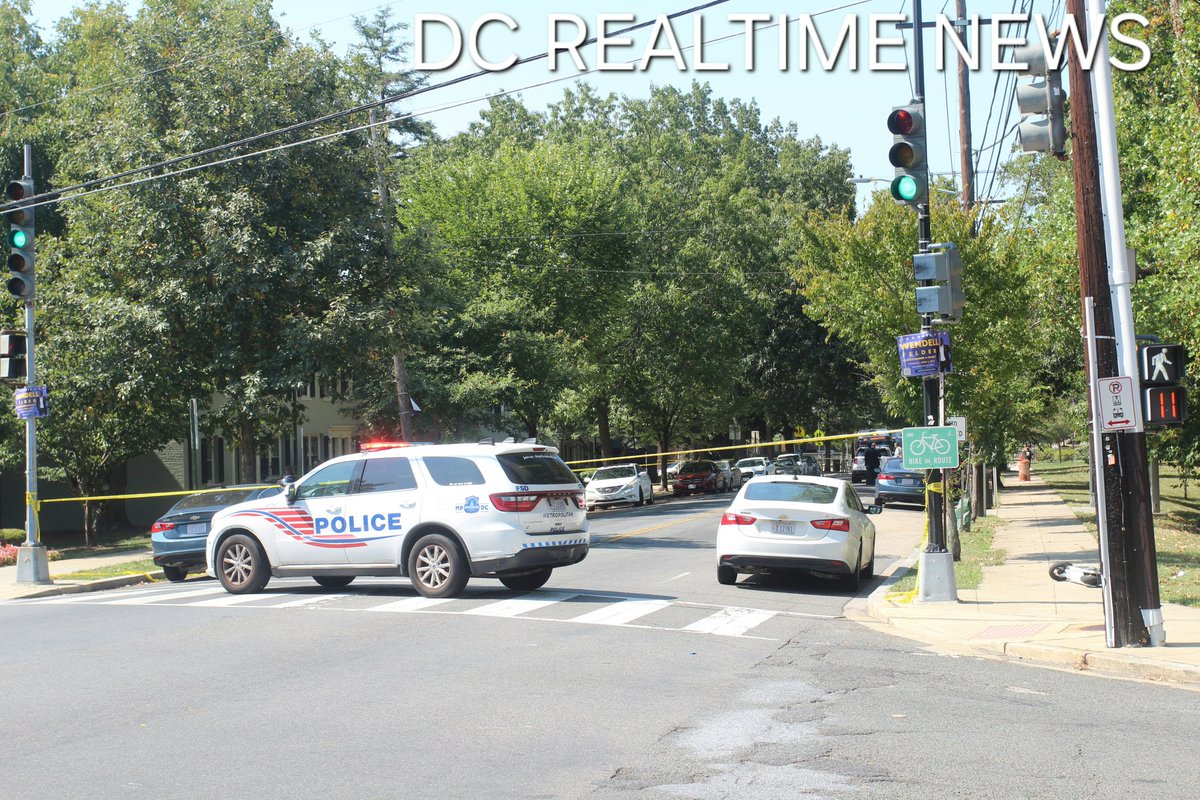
204;440;589;598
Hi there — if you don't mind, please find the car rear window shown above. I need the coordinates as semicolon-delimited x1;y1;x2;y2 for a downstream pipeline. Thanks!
884;458;904;470
424;456;486;486
497;452;578;485
744;482;837;505
679;461;709;472
169;487;261;511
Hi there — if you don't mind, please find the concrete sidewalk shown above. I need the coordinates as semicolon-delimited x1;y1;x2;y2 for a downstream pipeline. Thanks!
0;547;164;601
857;475;1200;687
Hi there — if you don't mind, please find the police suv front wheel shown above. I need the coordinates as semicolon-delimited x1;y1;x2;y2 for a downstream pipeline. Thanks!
408;533;469;598
217;534;270;594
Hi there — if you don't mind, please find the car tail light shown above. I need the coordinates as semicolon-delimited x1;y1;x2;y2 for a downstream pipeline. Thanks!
489;493;542;512
878;473;893;481
721;512;757;525
811;518;850;532
150;521;176;534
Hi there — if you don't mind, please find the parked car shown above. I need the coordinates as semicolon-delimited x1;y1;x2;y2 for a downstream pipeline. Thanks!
151;485;284;581
666;461;684;480
774;453;821;477
584;463;655;510
873;457;927;507
713;460;743;492
851;446;892;484
716;475;881;591
671;460;722;496
734;457;775;482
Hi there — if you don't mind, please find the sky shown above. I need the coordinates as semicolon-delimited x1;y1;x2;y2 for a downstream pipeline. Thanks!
28;0;1072;210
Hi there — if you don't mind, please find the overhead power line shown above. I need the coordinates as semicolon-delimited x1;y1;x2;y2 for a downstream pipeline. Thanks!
3;0;734;213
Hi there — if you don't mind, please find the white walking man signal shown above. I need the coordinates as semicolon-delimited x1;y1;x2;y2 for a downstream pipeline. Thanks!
1151;349;1174;382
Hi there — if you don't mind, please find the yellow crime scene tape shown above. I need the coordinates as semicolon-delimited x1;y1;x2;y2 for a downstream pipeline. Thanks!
31;484;277;511
563;429;902;469
884;479;943;605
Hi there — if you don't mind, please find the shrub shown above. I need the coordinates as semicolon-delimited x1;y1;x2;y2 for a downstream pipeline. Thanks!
1;528;25;545
0;544;17;567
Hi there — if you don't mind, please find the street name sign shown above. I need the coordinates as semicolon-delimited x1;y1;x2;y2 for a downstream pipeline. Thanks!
901;426;960;469
1097;376;1142;433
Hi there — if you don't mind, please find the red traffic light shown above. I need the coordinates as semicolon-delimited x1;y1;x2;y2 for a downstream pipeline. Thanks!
5;180;27;201
888;109;914;135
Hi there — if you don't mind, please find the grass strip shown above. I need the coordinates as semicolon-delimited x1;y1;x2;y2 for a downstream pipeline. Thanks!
57;559;159;581
889;514;1006;594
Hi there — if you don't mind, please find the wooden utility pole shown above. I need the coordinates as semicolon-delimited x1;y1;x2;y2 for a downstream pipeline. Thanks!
1064;0;1146;646
955;0;975;211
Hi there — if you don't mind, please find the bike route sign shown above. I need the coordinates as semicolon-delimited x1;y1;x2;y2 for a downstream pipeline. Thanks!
901;426;960;469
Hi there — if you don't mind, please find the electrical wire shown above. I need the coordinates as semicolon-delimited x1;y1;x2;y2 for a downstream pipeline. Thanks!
1;0;409;123
4;0;873;215
3;0;735;211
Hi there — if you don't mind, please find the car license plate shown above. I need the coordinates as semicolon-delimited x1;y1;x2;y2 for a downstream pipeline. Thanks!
902;479;918;486
184;522;207;535
549;497;567;510
771;521;794;535
687;483;697;489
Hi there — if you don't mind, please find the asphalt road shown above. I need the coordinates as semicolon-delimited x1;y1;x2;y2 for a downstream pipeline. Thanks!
2;486;1197;799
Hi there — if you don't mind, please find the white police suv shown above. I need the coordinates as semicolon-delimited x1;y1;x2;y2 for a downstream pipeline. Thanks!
204;440;589;598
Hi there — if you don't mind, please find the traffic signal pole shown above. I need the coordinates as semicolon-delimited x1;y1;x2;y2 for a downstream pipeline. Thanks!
1085;0;1162;644
908;0;955;602
1063;0;1146;646
13;144;49;585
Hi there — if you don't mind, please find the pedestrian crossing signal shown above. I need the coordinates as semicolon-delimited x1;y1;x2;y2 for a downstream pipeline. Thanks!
1144;387;1187;426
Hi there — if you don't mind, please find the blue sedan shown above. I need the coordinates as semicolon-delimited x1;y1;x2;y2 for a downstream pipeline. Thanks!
151;485;283;581
873;458;926;507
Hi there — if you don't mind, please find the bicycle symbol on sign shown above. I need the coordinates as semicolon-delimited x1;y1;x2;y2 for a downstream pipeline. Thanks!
907;430;953;457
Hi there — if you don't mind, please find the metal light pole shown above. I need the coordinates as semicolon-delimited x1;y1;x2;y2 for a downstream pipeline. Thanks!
15;144;49;585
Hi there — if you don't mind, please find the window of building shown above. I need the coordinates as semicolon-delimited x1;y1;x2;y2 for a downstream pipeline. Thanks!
201;437;225;484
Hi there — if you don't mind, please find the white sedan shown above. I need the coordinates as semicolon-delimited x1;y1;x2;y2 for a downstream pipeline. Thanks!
584;464;654;510
715;475;880;591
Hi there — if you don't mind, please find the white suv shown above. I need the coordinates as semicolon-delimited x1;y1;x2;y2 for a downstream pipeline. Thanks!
205;441;588;598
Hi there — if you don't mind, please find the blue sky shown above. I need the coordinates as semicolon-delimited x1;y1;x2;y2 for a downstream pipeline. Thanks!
30;0;1072;210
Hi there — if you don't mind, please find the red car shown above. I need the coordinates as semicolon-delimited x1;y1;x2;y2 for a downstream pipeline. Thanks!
672;460;721;496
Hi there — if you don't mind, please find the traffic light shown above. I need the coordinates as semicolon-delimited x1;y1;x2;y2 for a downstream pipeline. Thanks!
5;177;35;300
1140;343;1188;426
0;330;25;381
887;103;927;208
1014;40;1066;157
913;244;964;320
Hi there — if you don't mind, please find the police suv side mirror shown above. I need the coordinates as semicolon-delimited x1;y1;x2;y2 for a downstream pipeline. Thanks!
286;483;298;504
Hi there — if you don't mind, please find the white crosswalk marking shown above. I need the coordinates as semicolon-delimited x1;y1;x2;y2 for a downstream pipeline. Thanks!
188;592;285;607
40;587;166;604
105;587;226;605
7;584;793;640
368;596;457;613
268;593;340;609
683;607;777;636
463;592;578;618
570;598;672;626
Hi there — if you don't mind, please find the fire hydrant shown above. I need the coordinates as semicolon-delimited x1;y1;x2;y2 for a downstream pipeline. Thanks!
1017;456;1031;481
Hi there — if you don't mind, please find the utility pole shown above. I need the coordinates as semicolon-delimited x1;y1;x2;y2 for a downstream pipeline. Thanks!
954;0;975;212
1064;0;1146;646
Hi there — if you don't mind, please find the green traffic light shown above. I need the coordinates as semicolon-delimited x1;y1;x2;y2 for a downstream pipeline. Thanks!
891;175;919;202
9;229;28;249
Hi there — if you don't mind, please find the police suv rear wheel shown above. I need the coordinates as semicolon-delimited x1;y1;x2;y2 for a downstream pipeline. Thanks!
408;533;469;598
499;567;552;592
217;534;270;594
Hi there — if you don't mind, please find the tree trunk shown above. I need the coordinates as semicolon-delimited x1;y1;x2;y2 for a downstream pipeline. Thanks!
596;399;614;458
238;415;257;485
393;352;413;441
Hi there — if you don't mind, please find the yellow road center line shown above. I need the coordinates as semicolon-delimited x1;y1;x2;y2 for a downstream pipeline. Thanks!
599;510;722;542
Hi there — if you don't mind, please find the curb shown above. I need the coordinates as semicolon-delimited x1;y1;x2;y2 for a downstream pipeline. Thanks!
6;570;164;600
860;562;1200;687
